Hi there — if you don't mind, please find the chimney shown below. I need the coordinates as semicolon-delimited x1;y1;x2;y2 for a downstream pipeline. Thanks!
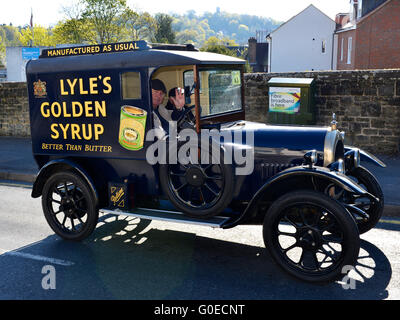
248;37;257;64
335;13;350;30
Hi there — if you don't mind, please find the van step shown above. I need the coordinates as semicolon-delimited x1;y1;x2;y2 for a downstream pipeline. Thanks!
100;207;232;228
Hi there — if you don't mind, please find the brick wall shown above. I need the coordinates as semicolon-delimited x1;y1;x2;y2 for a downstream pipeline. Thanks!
336;29;356;70
0;82;30;136
356;0;400;69
245;69;400;154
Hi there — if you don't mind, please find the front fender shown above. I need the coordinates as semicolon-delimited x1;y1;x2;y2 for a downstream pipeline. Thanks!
345;146;386;168
31;159;99;206
222;165;377;229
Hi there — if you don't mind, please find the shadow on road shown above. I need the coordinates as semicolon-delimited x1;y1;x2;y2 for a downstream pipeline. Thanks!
0;213;392;300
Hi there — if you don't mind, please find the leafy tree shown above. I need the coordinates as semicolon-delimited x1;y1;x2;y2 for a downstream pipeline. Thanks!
121;9;157;41
52;19;97;44
154;13;175;44
175;29;198;45
18;25;56;46
0;35;5;67
81;0;128;43
52;2;97;44
0;25;21;46
201;36;238;57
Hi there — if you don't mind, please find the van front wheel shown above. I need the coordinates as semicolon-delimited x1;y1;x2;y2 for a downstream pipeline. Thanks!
263;190;360;283
41;171;98;241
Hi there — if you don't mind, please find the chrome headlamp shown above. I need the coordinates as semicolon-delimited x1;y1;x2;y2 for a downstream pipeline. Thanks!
344;148;360;171
303;150;318;168
329;158;345;174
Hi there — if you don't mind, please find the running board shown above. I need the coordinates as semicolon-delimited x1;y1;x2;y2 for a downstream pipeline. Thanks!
100;207;232;228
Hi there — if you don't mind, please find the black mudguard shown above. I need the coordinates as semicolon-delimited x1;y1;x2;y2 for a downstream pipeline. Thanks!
31;159;99;206
222;165;378;229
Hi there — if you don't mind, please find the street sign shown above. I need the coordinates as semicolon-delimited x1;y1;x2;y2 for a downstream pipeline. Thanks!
22;47;40;60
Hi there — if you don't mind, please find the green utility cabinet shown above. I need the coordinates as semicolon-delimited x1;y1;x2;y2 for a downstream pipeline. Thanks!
267;77;315;125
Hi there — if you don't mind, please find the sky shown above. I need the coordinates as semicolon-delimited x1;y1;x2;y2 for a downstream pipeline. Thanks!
0;0;351;27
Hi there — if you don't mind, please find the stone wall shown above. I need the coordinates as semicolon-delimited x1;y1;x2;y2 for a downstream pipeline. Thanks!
1;69;399;154
245;69;400;154
0;82;29;136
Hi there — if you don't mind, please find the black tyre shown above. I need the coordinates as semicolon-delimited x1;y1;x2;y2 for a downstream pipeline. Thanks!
159;140;234;218
347;166;384;234
42;171;99;241
263;190;360;283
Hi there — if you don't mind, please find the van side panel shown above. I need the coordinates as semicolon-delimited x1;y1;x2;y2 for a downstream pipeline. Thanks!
27;66;159;196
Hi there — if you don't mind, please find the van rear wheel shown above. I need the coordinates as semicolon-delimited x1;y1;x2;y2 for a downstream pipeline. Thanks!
42;171;98;241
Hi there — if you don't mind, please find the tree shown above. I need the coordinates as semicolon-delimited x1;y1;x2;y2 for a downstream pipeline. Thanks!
200;36;238;57
175;29;198;45
121;9;157;42
81;0;128;43
52;19;97;44
52;2;97;44
154;13;175;43
0;35;5;67
18;25;56;47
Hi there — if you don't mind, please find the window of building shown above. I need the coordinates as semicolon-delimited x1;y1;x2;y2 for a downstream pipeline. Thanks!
357;0;363;19
322;39;326;54
341;38;344;61
347;37;352;64
121;72;141;99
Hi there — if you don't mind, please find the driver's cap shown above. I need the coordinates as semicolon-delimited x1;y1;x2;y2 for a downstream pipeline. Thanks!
151;79;167;94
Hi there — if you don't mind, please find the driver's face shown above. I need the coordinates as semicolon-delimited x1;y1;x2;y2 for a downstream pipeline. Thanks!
152;89;165;109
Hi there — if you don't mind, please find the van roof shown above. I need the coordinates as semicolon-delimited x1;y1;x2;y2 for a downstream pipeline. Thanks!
26;46;245;75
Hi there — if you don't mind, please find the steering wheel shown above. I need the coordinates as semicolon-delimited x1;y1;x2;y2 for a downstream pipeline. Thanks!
177;105;197;130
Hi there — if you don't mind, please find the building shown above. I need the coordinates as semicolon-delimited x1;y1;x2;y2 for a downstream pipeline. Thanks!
5;44;76;82
334;0;400;70
6;46;42;82
266;5;336;73
247;37;269;72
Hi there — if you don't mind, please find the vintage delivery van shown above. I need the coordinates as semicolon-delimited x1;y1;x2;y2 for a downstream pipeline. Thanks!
26;41;386;282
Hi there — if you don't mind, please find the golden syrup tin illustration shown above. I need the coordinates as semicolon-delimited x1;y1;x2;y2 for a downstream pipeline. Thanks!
118;106;147;150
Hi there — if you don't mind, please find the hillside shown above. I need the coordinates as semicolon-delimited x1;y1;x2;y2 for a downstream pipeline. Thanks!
172;9;281;46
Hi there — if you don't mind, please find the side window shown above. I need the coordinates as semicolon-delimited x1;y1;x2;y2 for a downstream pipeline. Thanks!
121;72;141;99
321;39;326;54
347;37;352;65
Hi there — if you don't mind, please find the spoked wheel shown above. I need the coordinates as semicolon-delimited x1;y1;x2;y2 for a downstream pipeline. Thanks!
42;171;98;241
159;141;234;218
263;190;360;283
169;162;225;206
325;166;384;234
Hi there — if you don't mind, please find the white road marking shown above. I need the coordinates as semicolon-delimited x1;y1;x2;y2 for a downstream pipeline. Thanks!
0;248;75;266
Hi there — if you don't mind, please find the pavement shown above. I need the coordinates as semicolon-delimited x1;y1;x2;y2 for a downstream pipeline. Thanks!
0;136;399;216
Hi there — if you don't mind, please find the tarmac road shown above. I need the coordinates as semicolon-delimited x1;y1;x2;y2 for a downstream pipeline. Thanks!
0;182;399;300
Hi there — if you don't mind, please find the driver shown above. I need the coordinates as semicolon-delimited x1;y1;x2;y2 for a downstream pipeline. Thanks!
151;79;186;138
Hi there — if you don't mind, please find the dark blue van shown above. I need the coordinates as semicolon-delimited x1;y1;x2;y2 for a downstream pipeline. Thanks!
26;41;385;282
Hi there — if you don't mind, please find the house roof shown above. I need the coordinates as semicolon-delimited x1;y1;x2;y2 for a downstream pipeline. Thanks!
267;4;335;37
